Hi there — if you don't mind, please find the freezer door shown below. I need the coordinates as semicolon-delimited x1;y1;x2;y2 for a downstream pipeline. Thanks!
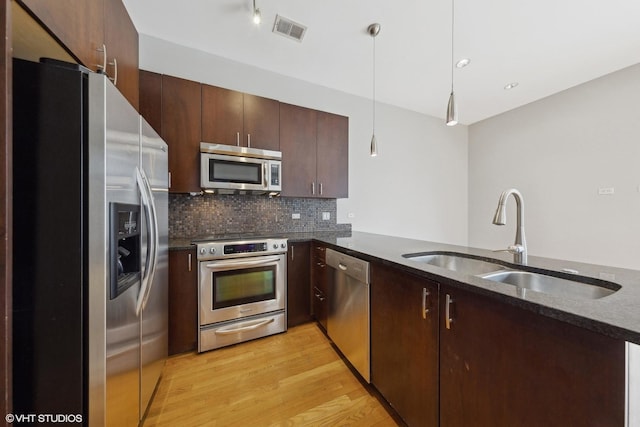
140;117;169;417
100;73;142;427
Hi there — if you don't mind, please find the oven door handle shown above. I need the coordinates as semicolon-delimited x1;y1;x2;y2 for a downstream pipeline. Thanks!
214;317;275;336
204;255;282;271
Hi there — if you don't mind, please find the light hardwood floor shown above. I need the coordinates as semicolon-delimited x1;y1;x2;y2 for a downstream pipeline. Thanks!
143;323;399;426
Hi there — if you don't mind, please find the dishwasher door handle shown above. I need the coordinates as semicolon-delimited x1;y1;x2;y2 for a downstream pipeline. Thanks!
338;263;348;271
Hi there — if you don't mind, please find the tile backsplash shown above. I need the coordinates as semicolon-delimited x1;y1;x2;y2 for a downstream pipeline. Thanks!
169;194;351;238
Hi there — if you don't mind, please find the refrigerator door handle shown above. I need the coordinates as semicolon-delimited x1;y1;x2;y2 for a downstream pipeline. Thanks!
140;167;159;311
135;167;157;315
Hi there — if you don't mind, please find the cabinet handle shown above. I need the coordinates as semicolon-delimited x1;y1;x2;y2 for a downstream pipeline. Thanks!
96;44;107;71
188;253;192;272
291;245;295;261
247;134;251;148
319;182;323;195
168;171;172;188
312;182;316;195
108;57;118;85
422;287;430;319
236;132;240;146
314;287;325;301
445;294;454;330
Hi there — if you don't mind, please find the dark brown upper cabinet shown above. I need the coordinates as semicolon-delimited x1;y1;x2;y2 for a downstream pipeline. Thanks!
103;0;138;109
201;84;279;151
161;75;202;194
316;111;348;199
19;0;103;73
19;0;139;109
139;70;162;135
280;103;348;198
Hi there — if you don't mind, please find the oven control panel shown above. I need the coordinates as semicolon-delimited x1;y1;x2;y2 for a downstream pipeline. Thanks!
197;238;288;260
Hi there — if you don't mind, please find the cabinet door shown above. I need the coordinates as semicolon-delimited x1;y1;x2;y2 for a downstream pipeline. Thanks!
201;84;243;146
139;70;162;135
20;0;103;72
168;249;198;355
279;103;317;197
316;112;348;198
311;244;328;330
440;285;625;427
286;241;311;327
243;94;280;151
104;0;138;110
371;263;439;427
161;75;201;193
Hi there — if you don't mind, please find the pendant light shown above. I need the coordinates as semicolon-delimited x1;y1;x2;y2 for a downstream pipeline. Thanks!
446;0;458;126
368;23;381;156
252;0;261;25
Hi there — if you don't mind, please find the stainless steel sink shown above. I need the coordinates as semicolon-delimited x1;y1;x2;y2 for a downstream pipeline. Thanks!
479;270;618;300
403;251;620;300
402;252;506;276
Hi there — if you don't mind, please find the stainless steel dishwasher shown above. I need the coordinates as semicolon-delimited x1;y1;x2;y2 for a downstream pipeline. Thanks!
325;248;371;383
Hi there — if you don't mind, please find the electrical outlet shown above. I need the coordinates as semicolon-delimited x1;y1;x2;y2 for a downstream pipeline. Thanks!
292;213;301;219
598;187;614;195
322;212;330;220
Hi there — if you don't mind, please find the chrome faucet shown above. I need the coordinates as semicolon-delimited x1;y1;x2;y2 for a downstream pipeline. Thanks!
492;188;527;265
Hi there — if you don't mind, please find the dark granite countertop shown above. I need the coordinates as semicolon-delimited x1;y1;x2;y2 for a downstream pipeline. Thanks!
313;231;640;345
171;230;640;345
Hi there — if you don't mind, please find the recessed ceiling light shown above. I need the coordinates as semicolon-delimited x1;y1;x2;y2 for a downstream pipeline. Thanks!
456;58;470;68
504;82;519;90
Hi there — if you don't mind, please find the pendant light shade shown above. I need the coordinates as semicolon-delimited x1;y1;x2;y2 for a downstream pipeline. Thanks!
368;23;381;157
370;134;378;157
252;0;261;24
445;0;459;126
446;91;458;126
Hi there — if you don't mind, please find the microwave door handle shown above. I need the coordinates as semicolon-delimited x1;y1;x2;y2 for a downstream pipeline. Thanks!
263;163;268;189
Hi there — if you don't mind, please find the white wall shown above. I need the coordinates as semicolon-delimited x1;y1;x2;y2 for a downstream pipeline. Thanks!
468;63;640;427
139;35;469;245
468;63;640;270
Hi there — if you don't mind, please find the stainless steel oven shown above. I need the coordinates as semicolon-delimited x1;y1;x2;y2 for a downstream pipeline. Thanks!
197;238;287;352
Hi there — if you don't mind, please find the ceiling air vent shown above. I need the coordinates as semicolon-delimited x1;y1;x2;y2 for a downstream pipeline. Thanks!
273;15;307;42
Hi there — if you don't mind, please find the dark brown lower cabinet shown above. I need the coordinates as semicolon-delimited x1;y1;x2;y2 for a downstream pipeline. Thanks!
311;244;328;330
440;284;625;427
168;248;198;355
286;241;311;327
371;262;439;427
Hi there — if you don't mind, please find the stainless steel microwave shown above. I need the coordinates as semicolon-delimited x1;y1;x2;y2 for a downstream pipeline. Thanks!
200;142;282;195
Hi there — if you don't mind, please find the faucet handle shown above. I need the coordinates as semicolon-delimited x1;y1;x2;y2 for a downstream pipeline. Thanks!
493;245;525;254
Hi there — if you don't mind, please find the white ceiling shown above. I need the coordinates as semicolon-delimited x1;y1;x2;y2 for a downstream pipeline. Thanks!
122;0;640;125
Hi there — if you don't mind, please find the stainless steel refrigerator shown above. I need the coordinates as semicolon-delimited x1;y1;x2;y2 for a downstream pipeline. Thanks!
12;58;168;426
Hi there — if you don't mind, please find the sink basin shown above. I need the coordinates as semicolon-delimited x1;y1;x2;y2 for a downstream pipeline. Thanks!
403;252;505;276
479;270;618;300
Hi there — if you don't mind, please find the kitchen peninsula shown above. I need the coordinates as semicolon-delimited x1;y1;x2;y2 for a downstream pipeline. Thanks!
171;230;637;426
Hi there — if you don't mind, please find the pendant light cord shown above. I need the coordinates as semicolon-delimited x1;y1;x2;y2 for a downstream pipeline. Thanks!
372;34;376;135
451;0;455;93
